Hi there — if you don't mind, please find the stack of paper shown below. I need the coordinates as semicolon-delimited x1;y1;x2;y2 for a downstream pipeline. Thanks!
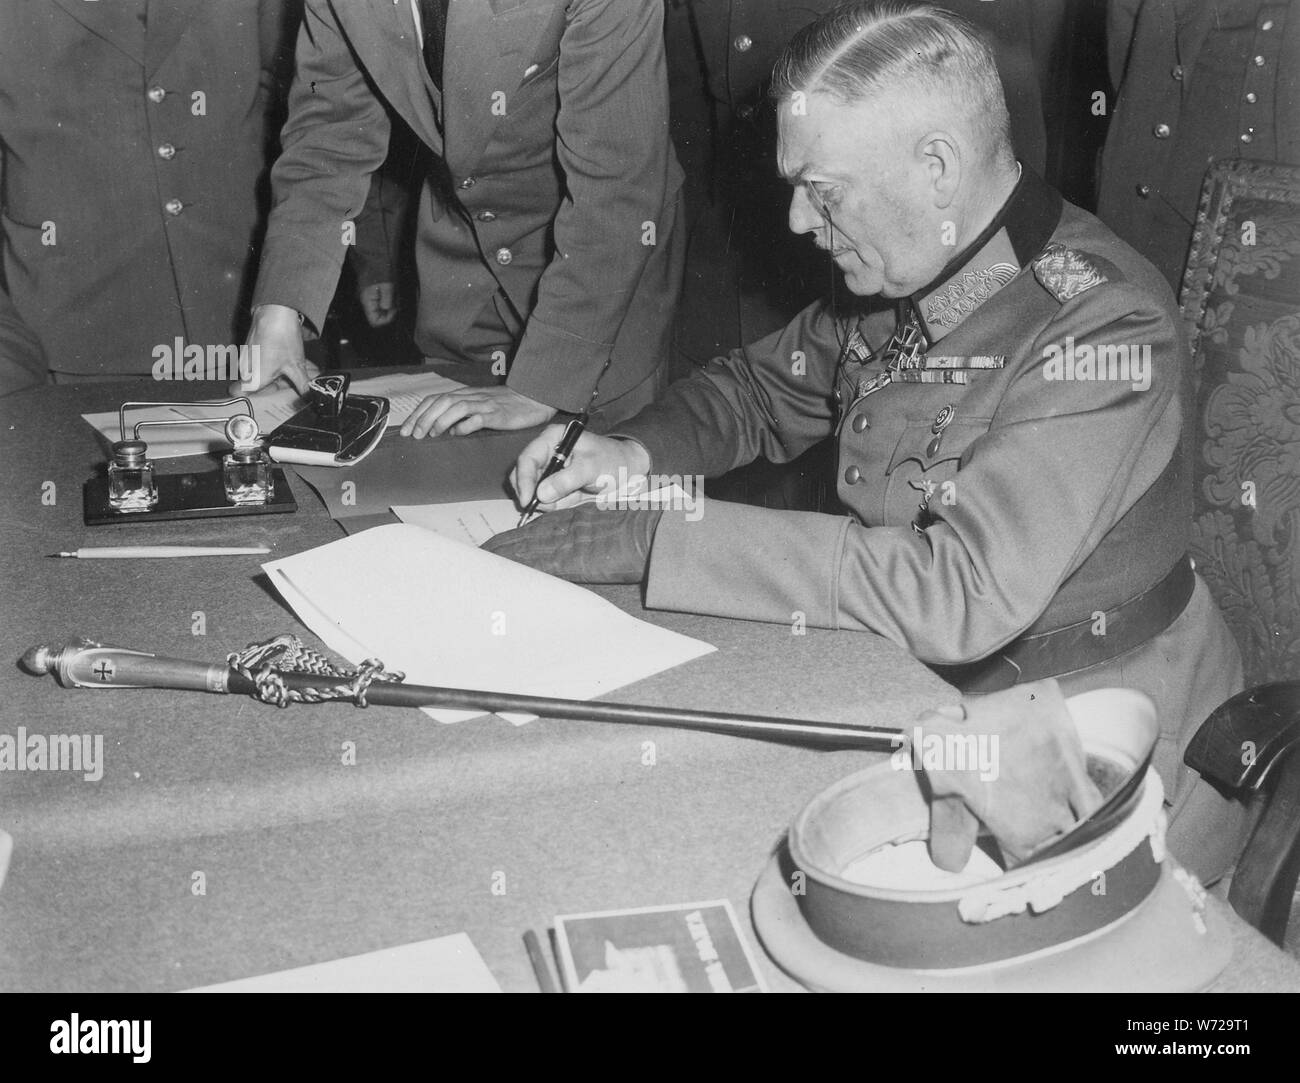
262;523;715;723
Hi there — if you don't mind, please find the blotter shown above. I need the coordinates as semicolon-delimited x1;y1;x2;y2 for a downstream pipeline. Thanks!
262;524;715;723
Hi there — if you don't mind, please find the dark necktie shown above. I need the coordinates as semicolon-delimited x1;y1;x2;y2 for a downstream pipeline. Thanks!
419;0;450;88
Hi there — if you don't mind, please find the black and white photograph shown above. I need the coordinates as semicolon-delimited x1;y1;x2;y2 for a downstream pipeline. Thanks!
0;0;1296;1055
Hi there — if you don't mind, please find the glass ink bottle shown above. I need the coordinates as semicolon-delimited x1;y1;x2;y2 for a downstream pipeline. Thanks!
222;414;273;505
107;440;158;512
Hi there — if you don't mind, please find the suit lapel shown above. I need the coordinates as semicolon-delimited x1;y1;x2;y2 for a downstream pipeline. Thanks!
50;0;145;66
441;0;555;177
359;0;445;155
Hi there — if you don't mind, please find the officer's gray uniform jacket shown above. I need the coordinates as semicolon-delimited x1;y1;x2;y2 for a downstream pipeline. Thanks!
616;170;1244;810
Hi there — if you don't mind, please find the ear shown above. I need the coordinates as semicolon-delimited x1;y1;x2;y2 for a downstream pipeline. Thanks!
916;130;960;210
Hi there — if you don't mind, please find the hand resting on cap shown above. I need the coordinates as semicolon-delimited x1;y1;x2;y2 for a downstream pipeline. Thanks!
917;679;1104;872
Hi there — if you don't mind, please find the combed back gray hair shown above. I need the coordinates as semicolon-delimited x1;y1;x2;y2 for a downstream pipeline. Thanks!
770;2;1013;166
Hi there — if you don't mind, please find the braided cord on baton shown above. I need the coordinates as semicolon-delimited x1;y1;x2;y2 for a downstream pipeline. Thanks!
226;634;405;708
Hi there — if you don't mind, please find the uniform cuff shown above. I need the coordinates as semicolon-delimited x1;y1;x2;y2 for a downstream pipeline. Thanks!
252;231;349;334
609;416;687;478
506;318;613;414
646;501;853;629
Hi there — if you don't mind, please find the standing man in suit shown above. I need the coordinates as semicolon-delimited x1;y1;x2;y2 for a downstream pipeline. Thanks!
0;1;297;381
488;1;1249;883
243;0;685;435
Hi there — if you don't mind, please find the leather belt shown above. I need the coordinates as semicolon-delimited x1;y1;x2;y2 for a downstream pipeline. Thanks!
934;555;1196;694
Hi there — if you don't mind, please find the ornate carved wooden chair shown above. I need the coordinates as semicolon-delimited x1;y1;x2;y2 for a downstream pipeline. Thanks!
1180;158;1300;947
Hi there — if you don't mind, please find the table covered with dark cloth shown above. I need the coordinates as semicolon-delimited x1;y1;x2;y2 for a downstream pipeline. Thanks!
1;377;1295;992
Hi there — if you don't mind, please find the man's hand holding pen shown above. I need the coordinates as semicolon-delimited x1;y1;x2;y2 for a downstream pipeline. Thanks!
516;412;591;526
507;423;652;515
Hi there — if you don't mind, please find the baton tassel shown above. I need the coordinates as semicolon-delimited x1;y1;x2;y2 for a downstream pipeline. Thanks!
226;634;406;708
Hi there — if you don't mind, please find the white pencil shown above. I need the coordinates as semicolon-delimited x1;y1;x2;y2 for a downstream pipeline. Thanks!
49;546;272;559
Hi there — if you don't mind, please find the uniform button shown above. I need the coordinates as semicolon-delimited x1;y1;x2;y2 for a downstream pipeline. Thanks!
1262;19;1274;31
495;247;513;265
1153;123;1171;139
1245;91;1258;103
164;198;183;216
844;465;861;485
147;85;166;104
459;176;476;190
733;35;753;52
1137;183;1152;197
475;210;497;222
157;143;176;160
736;104;754;121
1254;54;1266;66
1241;132;1254;143
851;413;868;433
1171;65;1184;80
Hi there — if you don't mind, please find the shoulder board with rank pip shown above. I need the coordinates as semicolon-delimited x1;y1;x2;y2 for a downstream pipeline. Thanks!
1032;243;1109;303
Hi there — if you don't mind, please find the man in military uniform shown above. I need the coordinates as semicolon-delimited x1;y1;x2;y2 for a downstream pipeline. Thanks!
664;0;1069;511
665;0;1068;368
486;2;1249;882
0;1;297;381
1098;0;1299;292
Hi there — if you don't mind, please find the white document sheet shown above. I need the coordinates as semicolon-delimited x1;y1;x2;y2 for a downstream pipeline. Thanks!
183;933;501;993
346;369;467;427
81;370;467;459
262;523;715;724
390;482;701;548
392;500;521;546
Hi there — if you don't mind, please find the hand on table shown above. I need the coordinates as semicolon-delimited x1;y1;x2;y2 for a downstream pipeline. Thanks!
358;282;397;327
230;303;320;395
482;502;662;584
917;680;1104;872
400;385;556;437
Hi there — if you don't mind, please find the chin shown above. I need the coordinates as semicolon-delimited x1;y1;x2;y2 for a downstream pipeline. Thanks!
841;268;888;297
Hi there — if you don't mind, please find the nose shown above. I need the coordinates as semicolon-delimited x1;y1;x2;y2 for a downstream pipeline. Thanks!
788;186;823;239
